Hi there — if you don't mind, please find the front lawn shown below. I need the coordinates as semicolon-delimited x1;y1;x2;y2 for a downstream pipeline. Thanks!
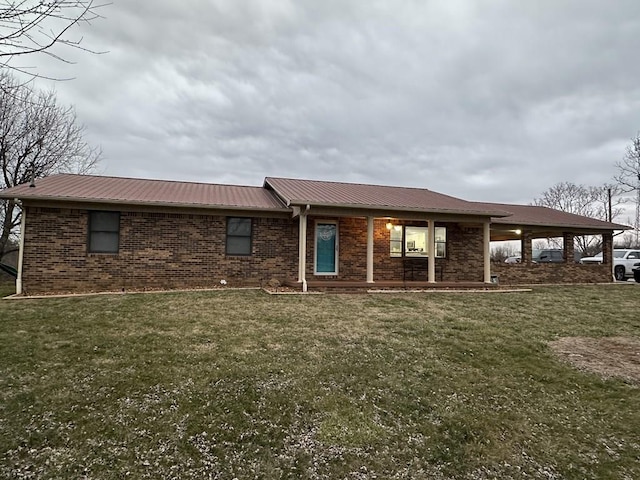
0;281;14;298
1;286;638;479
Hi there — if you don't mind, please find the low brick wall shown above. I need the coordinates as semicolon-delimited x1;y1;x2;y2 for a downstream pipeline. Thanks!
491;262;613;285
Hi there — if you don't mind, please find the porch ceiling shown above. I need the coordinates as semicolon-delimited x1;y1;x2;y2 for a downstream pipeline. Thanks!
483;203;629;232
491;224;621;242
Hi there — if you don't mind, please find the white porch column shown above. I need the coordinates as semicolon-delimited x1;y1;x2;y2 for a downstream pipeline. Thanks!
298;212;307;290
366;216;374;283
16;204;26;295
483;221;491;283
428;219;436;283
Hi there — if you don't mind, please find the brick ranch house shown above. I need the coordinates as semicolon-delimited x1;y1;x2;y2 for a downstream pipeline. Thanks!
0;174;628;295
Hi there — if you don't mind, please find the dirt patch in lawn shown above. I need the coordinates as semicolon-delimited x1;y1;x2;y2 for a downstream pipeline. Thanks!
550;336;640;384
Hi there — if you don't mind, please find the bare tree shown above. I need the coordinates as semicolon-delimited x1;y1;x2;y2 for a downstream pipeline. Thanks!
533;182;625;257
614;232;640;249
614;133;640;246
490;243;520;263
1;0;106;78
1;71;100;255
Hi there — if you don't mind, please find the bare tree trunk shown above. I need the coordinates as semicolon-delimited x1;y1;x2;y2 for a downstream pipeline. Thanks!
0;199;16;256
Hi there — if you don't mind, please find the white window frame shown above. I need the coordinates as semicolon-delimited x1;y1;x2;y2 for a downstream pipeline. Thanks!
390;225;446;258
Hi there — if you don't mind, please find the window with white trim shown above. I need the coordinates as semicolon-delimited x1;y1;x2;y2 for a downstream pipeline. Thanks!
390;225;446;258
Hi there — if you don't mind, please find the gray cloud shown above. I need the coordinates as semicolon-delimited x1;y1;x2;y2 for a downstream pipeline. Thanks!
30;0;640;208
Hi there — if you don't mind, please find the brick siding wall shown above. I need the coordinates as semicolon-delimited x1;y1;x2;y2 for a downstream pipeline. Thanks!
304;218;485;282
22;207;298;294
20;206;612;294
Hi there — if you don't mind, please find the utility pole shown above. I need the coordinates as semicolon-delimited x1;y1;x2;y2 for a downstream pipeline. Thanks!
636;173;640;247
607;187;612;223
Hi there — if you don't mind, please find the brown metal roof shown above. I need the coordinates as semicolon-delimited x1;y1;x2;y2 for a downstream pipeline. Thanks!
0;174;288;211
265;177;511;217
475;202;630;231
0;174;628;231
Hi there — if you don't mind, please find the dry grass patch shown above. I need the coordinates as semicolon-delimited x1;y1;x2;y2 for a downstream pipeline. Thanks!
550;336;640;384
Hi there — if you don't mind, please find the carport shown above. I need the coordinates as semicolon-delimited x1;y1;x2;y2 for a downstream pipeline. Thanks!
476;203;630;285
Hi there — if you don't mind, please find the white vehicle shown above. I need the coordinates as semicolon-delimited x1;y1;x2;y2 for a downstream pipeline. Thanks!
579;249;640;281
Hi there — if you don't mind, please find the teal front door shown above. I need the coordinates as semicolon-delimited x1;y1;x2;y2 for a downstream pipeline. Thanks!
315;222;338;274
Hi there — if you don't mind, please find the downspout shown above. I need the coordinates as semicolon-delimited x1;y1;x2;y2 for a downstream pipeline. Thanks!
299;204;310;293
303;204;310;293
15;200;25;295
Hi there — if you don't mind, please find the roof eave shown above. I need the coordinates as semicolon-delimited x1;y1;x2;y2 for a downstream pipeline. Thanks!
10;195;291;213
491;218;631;231
287;200;511;218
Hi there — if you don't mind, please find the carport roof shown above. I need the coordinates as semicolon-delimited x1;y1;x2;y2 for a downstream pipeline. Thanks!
475;202;629;231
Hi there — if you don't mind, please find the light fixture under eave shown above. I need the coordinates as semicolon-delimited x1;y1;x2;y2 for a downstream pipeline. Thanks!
386;222;393;230
515;229;522;235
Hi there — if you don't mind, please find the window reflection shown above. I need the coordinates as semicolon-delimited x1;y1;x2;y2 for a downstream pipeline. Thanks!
389;225;446;258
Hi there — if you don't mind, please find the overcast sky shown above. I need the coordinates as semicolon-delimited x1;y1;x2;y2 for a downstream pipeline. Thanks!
25;0;640;211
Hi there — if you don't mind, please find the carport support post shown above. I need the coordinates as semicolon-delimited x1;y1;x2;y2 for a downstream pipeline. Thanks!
521;230;533;264
366;216;374;283
483;221;491;283
602;232;613;267
563;232;574;263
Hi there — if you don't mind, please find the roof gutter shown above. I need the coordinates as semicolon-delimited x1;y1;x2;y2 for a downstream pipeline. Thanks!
491;219;631;231
1;195;292;213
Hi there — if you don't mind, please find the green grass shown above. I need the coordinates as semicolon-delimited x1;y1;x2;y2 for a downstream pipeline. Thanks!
0;281;15;298
1;286;639;479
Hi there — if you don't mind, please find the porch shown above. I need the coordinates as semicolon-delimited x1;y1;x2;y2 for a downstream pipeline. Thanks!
292;213;619;290
273;178;626;291
295;214;495;291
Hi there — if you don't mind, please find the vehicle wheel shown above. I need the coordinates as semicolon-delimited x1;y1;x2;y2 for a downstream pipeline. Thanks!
614;265;625;281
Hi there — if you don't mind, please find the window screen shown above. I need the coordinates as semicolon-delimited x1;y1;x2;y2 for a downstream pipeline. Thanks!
226;217;252;255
